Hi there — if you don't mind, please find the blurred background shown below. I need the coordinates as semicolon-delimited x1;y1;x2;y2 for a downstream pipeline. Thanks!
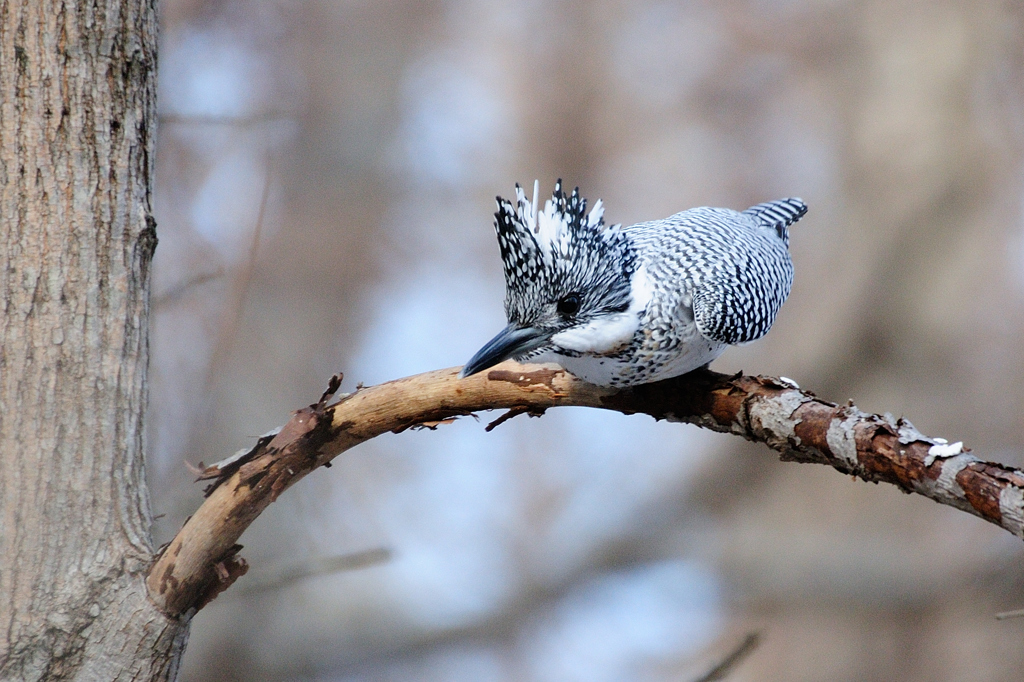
149;1;1024;679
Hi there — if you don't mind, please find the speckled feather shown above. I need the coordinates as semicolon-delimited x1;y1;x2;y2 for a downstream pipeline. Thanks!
490;182;805;387
495;182;635;325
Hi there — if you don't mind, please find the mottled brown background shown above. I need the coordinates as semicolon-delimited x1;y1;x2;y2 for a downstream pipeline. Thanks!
149;1;1024;679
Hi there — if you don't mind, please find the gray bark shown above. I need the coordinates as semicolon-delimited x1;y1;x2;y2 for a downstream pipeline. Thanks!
0;0;188;679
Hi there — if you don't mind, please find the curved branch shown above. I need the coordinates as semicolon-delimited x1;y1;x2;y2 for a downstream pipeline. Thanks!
146;363;1024;617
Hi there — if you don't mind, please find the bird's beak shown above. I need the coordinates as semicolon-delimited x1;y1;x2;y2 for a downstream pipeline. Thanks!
459;325;550;378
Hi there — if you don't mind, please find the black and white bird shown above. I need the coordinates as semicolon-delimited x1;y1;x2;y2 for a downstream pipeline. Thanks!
460;181;806;387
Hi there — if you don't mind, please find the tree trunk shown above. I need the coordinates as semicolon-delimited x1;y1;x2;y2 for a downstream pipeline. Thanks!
0;0;188;679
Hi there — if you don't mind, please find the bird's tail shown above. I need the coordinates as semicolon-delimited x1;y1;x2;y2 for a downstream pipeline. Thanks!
743;198;807;245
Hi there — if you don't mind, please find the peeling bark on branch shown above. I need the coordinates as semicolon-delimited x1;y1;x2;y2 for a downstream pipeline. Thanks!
147;363;1024;618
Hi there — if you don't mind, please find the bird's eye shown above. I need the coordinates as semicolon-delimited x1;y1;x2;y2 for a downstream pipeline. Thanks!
556;293;581;316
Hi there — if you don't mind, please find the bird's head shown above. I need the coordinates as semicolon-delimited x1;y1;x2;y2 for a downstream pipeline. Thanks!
460;181;637;379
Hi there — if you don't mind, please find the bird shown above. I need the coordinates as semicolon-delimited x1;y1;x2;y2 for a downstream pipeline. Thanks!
460;180;806;387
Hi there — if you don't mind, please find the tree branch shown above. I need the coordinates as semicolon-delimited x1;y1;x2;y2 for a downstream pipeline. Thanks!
693;632;761;682
146;363;1024;617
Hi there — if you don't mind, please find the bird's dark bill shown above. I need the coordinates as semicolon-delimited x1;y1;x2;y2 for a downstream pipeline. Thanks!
459;325;549;378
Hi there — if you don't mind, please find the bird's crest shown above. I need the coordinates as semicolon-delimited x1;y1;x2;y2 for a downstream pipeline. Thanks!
494;180;634;324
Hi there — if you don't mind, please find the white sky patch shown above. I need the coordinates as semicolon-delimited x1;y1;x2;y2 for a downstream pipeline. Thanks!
160;26;295;259
348;267;504;385
160;28;267;118
524;560;722;682
190;148;276;259
396;51;512;187
369;422;520;629
525;408;722;580
612;3;725;110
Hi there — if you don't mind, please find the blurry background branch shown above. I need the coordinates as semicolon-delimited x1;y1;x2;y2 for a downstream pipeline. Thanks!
147;364;1024;617
234;547;392;597
692;632;761;682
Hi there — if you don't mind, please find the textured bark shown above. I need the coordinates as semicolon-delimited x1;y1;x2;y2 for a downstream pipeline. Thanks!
148;364;1024;618
0;0;187;680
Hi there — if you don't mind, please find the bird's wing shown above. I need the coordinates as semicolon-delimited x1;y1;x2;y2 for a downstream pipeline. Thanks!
692;265;791;345
690;221;796;345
